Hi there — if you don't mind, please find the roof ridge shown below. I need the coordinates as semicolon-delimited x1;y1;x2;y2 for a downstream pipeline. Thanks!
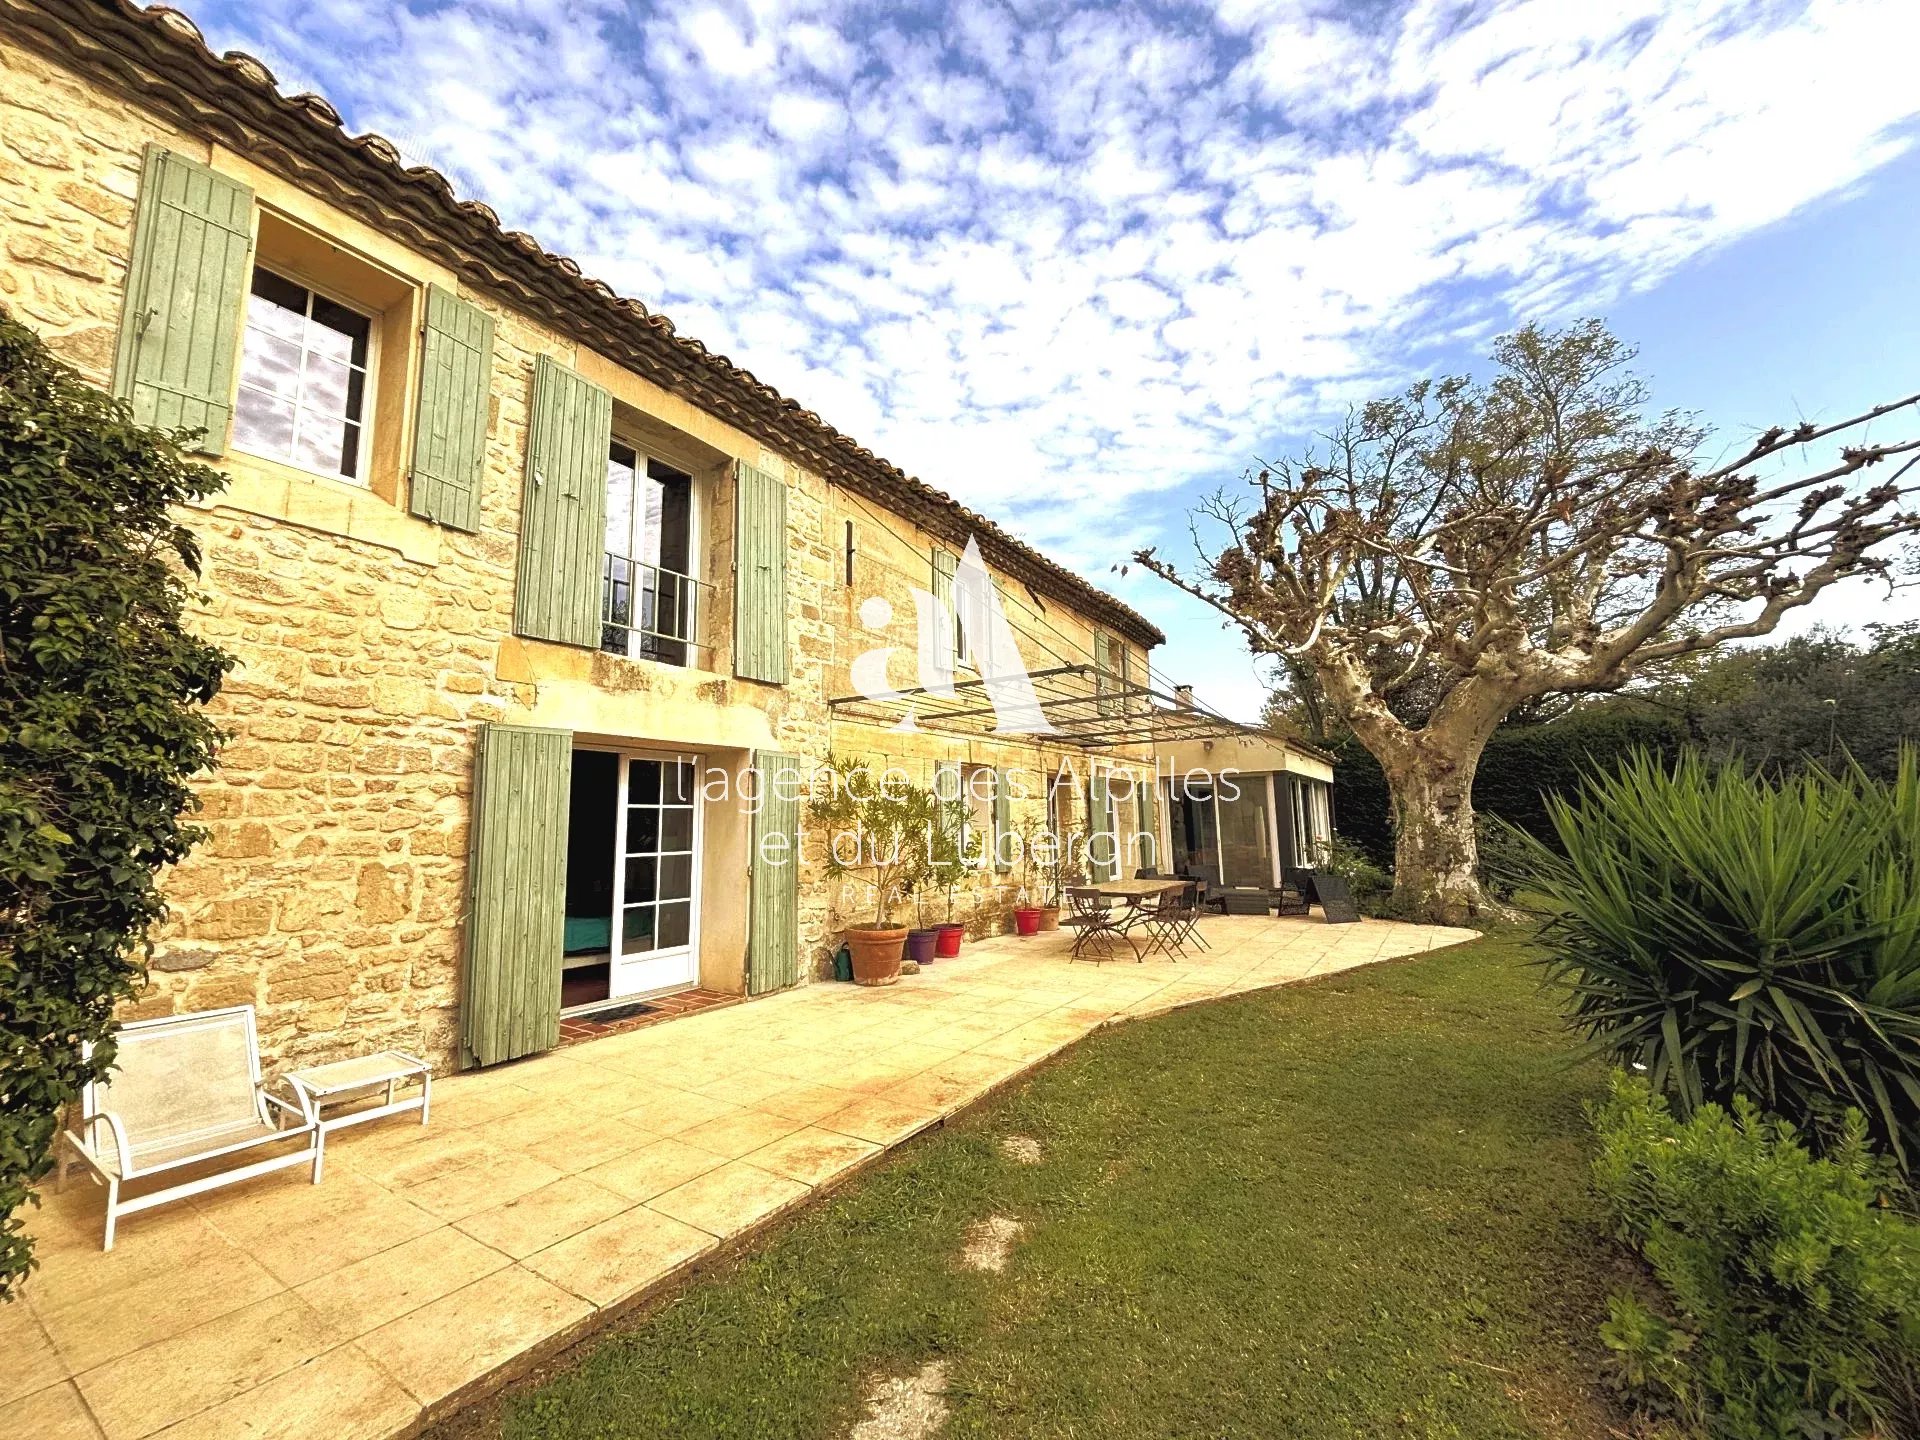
15;0;1165;647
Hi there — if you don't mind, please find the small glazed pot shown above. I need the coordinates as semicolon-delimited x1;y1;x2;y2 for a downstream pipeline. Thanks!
845;926;908;985
906;928;940;964
935;923;965;958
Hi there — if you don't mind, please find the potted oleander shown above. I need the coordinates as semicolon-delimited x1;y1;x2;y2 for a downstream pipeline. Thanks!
1042;830;1085;932
1013;817;1066;935
809;757;955;985
931;787;969;958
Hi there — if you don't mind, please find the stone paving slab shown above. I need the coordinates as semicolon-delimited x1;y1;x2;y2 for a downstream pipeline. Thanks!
9;914;1474;1440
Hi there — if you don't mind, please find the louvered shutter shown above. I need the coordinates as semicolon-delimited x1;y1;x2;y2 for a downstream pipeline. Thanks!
462;724;570;1067
931;547;960;670
1093;631;1116;717
409;285;494;532
934;761;960;804
747;749;802;994
514;355;612;646
112;145;253;453
993;767;1012;872
734;460;789;683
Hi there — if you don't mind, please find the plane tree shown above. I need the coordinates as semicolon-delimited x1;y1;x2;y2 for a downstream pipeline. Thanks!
1136;320;1920;923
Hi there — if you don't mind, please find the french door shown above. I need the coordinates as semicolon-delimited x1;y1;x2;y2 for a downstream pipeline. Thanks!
1166;777;1276;889
610;753;701;997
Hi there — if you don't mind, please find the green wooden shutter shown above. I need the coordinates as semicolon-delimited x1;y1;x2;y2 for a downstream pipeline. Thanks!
734;460;789;683
410;285;494;533
112;145;253;453
993;767;1012;872
931;547;959;668
1089;771;1114;881
1093;631;1116;717
1139;773;1159;872
746;749;802;995
462;724;570;1068
934;761;960;804
514;355;612;646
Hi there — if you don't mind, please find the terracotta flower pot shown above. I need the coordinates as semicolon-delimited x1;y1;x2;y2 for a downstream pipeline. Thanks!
845;926;908;986
1037;906;1061;932
906;928;940;964
935;923;965;957
1013;907;1043;937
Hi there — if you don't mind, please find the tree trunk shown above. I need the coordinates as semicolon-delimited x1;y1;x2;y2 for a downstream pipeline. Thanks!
1324;663;1509;927
1385;754;1483;926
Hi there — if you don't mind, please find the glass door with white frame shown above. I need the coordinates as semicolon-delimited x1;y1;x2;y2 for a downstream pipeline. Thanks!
610;755;700;997
602;444;699;666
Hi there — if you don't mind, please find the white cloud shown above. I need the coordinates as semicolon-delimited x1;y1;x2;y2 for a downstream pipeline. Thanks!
196;0;1919;719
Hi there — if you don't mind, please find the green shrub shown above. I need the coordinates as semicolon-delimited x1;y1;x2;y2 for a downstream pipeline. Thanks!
0;309;233;1296
1473;703;1692;848
1315;834;1392;912
1591;1074;1920;1438
1524;749;1920;1173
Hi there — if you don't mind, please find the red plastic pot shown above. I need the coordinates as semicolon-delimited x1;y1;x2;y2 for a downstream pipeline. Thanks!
1014;907;1043;937
935;924;965;957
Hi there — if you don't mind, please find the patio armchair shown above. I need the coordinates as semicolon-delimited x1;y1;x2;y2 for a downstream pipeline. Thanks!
1063;887;1138;962
59;1005;320;1249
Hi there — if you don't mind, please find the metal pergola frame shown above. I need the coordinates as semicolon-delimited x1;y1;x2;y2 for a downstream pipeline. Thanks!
827;663;1269;750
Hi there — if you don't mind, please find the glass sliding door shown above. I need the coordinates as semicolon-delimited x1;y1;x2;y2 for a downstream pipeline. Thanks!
610;754;701;998
1215;779;1274;888
1170;781;1221;886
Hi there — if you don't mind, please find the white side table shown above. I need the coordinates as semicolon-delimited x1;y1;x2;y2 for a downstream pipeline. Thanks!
284;1050;431;1181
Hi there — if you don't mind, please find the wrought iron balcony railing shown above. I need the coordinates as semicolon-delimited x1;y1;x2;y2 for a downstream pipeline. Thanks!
601;555;710;668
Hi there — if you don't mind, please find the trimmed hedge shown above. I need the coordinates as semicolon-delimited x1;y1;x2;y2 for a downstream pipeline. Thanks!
1326;704;1690;869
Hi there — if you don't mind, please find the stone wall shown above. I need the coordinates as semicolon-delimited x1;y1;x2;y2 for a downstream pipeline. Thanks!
0;33;1162;1069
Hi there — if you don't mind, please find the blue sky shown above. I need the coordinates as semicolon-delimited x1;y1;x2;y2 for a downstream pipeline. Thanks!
189;0;1920;720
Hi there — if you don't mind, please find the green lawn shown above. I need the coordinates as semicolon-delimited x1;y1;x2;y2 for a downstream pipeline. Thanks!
466;931;1632;1439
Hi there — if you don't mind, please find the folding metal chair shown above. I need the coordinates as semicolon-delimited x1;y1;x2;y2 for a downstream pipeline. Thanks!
1063;887;1139;962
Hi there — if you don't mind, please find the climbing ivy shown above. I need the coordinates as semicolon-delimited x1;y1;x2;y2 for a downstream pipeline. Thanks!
0;308;233;1296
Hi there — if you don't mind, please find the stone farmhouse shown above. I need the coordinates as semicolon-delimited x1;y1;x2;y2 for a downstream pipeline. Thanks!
0;0;1335;1073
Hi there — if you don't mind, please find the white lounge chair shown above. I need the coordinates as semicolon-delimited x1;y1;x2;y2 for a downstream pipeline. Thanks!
59;1005;320;1249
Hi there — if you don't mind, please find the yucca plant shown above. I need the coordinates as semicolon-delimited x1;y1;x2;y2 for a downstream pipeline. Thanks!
1522;748;1920;1174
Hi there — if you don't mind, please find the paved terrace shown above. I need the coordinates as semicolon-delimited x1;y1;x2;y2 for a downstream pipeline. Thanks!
8;914;1475;1440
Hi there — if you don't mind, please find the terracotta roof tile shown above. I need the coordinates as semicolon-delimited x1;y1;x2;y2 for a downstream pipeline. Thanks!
5;0;1165;645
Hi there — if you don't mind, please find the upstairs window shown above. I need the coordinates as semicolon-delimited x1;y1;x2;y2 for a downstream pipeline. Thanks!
232;266;373;483
602;442;701;666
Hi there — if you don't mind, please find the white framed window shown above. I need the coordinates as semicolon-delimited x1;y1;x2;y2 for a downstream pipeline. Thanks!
602;441;702;666
232;266;374;483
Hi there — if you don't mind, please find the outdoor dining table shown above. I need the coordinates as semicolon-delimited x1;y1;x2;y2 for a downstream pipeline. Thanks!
1088;877;1190;956
1089;877;1187;907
